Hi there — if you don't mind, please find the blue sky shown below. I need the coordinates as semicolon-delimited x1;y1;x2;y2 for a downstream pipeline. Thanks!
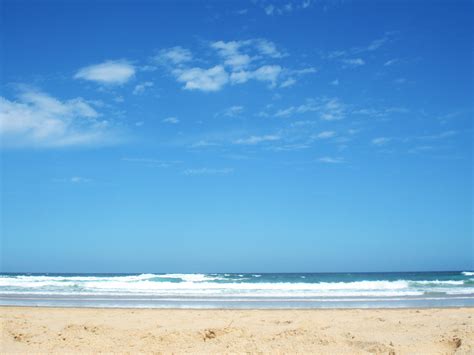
1;0;472;273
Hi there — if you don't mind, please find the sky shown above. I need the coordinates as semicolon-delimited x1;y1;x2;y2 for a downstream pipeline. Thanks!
0;0;472;273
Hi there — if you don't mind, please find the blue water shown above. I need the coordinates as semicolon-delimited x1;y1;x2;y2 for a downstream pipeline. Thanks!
1;271;473;309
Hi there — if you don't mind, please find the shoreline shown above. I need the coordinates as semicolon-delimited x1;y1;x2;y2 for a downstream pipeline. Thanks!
1;304;474;310
2;306;473;353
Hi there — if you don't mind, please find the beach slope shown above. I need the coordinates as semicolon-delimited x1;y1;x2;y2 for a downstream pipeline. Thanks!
1;307;473;353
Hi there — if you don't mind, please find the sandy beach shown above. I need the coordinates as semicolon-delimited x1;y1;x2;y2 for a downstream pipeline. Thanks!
1;307;472;353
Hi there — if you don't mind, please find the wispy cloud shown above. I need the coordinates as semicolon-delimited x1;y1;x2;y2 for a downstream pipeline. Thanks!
372;137;391;146
183;167;234;176
384;58;399;66
264;4;275;15
275;106;296;117
70;176;92;183
133;81;154;95
394;77;408;84
319;98;346;120
280;78;296;88
122;157;177;168
341;58;365;68
216;105;244;118
262;0;313;15
371;131;457;149
233;134;280;145
190;140;220;148
156;46;192;65
0;88;120;148
53;176;92;184
416;130;457;140
274;97;346;120
162;116;180;124
365;38;388;51
327;34;393;69
74;60;135;85
314;131;336;139
253;39;284;58
318;156;344;164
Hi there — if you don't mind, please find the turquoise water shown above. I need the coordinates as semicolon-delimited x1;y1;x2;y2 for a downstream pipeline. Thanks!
1;271;473;308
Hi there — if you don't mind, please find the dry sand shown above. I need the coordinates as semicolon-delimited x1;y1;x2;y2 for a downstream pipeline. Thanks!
1;306;473;353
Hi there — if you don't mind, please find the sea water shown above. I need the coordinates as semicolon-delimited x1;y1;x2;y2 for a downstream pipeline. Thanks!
1;271;473;308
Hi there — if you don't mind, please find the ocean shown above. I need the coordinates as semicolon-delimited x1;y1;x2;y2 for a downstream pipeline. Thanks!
1;271;473;309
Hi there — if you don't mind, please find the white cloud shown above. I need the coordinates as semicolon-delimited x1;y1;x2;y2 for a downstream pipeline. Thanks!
184;168;234;176
291;120;315;127
133;81;154;95
162;116;179;124
264;5;275;15
328;50;347;59
231;65;282;86
318;157;344;164
122;157;175;168
262;1;310;15
254;39;283;58
70;176;91;183
229;70;252;84
289;67;317;75
253;65;282;85
341;58;365;68
270;143;310;152
160;39;288;91
211;41;252;70
0;89;119;148
210;39;283;72
367;38;387;51
319;98;345;120
217;105;244;117
157;46;192;65
331;79;339;86
54;176;92;183
328;35;393;68
273;97;345;120
280;78;296;88
416;130;457;140
173;65;229;92
234;134;280;145
394;77;407;84
74;60;135;85
372;137;391;146
314;131;336;139
190;140;219;148
384;58;398;66
275;106;295;117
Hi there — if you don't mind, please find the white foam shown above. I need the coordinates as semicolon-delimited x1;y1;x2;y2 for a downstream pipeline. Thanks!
157;274;224;282
3;274;158;283
1;275;472;300
462;271;474;276
410;280;464;286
